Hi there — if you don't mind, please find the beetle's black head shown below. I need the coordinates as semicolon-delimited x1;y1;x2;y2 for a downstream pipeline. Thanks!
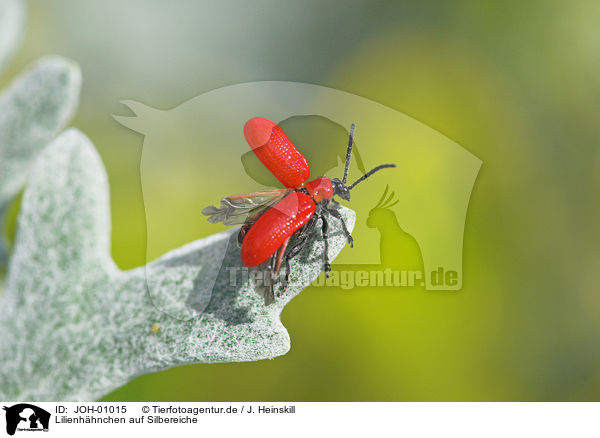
331;177;351;201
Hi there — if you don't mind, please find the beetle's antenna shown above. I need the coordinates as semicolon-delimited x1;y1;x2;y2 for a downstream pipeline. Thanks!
342;123;355;185
348;164;396;190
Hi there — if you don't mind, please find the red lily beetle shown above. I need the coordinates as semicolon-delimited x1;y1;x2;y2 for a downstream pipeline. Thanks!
202;117;395;305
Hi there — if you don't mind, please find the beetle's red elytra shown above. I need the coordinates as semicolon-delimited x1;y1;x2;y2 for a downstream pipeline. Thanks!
243;117;310;188
202;117;396;305
240;191;315;267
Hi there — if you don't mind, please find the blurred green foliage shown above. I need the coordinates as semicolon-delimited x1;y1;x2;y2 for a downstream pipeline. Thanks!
4;0;599;400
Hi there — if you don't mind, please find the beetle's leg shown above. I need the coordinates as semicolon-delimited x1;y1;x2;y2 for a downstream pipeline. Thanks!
271;238;291;297
326;207;354;248
238;218;257;247
237;223;249;247
275;237;291;274
256;254;276;305
281;256;291;292
282;213;322;286
289;209;331;276
286;214;319;260
321;213;331;276
283;237;307;288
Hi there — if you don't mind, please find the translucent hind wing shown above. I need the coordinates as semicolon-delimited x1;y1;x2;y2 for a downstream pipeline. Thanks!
202;189;289;225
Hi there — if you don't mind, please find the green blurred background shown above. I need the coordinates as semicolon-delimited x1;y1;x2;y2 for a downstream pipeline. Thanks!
3;0;600;400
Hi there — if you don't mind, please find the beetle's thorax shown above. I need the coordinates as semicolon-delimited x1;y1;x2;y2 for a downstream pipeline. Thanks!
303;176;333;203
